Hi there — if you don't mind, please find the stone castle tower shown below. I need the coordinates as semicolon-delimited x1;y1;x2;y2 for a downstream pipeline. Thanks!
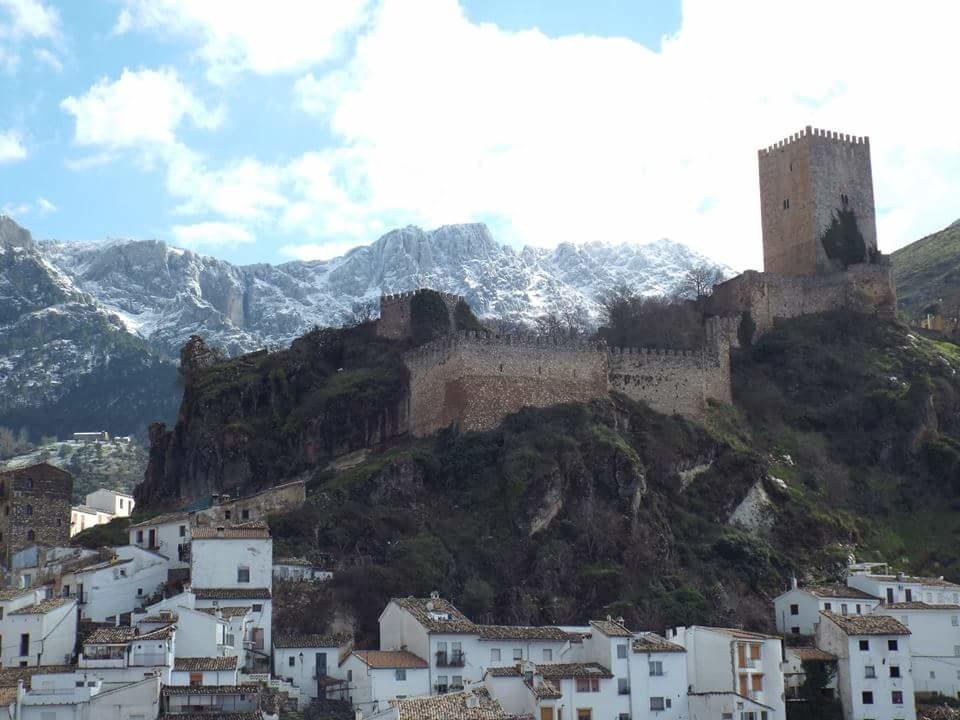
758;126;878;276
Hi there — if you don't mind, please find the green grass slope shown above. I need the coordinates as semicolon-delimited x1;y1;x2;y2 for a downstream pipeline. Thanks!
892;219;960;317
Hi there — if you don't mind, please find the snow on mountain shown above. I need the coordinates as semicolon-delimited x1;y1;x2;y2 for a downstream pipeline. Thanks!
41;223;731;356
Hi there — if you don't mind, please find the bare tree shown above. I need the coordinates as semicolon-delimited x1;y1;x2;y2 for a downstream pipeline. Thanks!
676;264;724;300
349;299;379;325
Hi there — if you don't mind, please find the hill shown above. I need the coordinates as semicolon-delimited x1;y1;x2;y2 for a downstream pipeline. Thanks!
892;218;960;317
135;302;960;643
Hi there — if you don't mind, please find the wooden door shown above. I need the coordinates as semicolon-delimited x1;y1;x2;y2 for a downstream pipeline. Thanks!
540;709;555;720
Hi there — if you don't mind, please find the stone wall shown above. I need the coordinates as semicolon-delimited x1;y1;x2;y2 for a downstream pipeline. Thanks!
0;463;73;564
194;480;307;526
708;263;897;338
376;289;464;340
759;127;876;275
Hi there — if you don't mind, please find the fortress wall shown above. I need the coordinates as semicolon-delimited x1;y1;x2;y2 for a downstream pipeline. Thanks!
709;264;896;338
376;289;464;339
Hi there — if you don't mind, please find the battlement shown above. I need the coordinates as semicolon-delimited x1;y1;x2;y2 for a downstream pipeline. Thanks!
758;125;869;156
376;287;464;340
380;288;465;307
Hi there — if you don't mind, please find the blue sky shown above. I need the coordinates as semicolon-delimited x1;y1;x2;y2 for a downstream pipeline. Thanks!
1;0;958;270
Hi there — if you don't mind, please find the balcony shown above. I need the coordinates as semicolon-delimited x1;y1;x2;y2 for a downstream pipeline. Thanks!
436;651;465;668
434;684;449;694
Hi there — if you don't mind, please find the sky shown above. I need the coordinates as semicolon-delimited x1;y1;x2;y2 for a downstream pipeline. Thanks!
1;0;958;271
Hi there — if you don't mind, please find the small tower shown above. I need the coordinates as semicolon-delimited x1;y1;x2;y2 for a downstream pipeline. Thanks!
758;126;878;276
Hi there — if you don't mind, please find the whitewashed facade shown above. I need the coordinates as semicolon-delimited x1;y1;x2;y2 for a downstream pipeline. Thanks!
629;632;689;720
0;595;76;667
847;566;960;606
816;611;916;720
85;489;135;517
59;545;168;621
128;511;192;569
16;673;161;720
774;580;880;635
340;650;431;718
78;624;175;687
273;633;353;706
170;655;240;686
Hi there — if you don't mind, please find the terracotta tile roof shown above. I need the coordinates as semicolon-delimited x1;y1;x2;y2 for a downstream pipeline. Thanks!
0;666;76;688
536;662;613;679
478;625;572;641
392;687;508;720
590;619;633;637
352;650;429;669
864;574;960;588
192;522;270;540
218;606;252;618
162;715;260;720
485;666;521;677
73;557;133;575
193;588;271;600
393;596;477;634
85;625;174;644
821;611;911;635
705;627;781;640
884;602;960;610
527;678;562;699
274;633;352;649
804;584;879;600
129;511;191;528
137;625;176;641
789;647;837;662
274;557;315;566
139;614;179;623
162;685;257;695
0;588;33;601
632;632;686;653
9;597;71;615
174;656;239;671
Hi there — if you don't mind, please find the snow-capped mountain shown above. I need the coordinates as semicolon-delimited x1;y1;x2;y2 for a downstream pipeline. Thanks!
41;222;730;357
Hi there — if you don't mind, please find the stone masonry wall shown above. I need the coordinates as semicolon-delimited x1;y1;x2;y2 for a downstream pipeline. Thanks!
708;264;896;338
376;289;464;340
0;463;72;564
194;480;306;527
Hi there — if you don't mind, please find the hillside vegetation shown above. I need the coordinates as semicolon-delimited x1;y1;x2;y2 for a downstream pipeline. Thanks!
149;306;960;644
893;219;960;317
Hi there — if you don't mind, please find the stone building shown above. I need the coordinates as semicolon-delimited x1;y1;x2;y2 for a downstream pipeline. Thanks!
759;126;877;276
376;289;463;340
0;463;73;565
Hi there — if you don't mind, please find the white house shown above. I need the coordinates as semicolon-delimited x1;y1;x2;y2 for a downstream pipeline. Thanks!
85;489;135;517
190;521;273;671
273;633;353;705
161;684;261;717
485;660;618;720
79;624;175;687
340;649;431;718
0;596;76;668
668;625;786;720
476;624;575;672
629;631;689;720
847;565;960;606
170;655;240;686
15;672;161;720
273;557;333;582
872;601;960;699
816;611;916;720
128;510;192;568
70;504;114;536
774;580;881;635
59;545;169;621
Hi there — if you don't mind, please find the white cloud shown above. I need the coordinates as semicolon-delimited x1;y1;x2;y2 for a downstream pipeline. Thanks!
282;0;960;269
280;239;368;262
33;46;61;71
0;128;25;162
113;0;372;82
171;221;253;247
1;196;56;216
0;0;60;72
60;68;222;150
36;196;56;213
1;201;30;217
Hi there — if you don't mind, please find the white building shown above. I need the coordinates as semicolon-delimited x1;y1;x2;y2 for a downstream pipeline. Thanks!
485;660;618;720
59;545;169;621
774;580;881;635
816;611;916;720
0;596;76;668
273;633;353;705
340;649;431;718
15;672;161;720
85;489;135;517
847;566;960;606
872;601;960;699
668;625;786;720
70;505;114;536
629;632;689;720
79;624;175;687
368;685;508;720
128;511;192;568
273;558;333;582
170;655;240;686
190;522;273;671
476;624;576;671
9;546;98;589
161;684;261;717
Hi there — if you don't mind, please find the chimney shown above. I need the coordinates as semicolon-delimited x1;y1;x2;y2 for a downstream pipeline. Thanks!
896;572;904;582
216;526;225;536
791;576;798;590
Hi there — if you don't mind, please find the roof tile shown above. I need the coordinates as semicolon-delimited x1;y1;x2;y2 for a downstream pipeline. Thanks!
821;611;911;636
174;656;239;671
275;633;352;649
352;650;428;669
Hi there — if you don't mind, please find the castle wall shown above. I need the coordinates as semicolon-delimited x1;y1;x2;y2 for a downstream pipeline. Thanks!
709;264;896;338
376;289;463;340
759;127;876;276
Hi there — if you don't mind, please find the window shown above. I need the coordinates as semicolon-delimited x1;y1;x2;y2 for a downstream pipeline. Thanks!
435;674;447;691
892;691;903;705
862;692;874;705
542;649;552;661
241;509;250;520
954;645;960;657
252;604;262;612
856;604;862;614
19;633;29;656
225;510;232;520
75;681;84;687
452;675;463;689
26;530;34;541
189;672;202;686
577;711;592;720
865;666;876;678
348;670;353;681
790;604;799;616
619;715;631;720
617;644;628;659
395;669;406;681
886;588;895;603
783;199;790;210
650;661;664;676
512;648;522;660
25;504;32;515
791;627;800;635
288;656;295;667
953;616;959;627
575;677;600;693
490;649;501;662
930;671;936;679
237;566;250;583
859;640;869;651
840;603;848;615
824;603;832;611
888;639;898;651
136;530;143;543
650;697;666;711
890;666;900;678
618;678;630;695
179;525;186;537
905;589;912;602
137;588;143;596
